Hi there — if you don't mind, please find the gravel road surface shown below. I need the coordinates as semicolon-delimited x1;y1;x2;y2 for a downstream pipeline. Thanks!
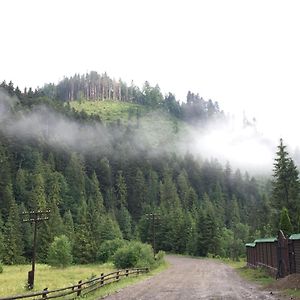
102;255;286;300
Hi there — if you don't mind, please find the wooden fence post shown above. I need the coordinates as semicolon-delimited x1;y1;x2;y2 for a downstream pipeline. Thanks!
42;288;48;299
77;280;82;296
116;271;119;280
126;269;129;277
100;273;104;285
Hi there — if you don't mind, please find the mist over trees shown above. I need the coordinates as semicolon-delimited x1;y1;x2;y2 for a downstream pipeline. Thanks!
0;74;295;265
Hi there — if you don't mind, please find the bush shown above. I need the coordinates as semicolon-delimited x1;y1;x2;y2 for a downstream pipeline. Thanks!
155;250;165;262
97;239;127;263
0;261;3;273
113;241;155;269
47;235;73;268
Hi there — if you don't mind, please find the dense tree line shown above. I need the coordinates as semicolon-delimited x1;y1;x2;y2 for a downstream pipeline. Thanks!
41;71;223;124
0;78;286;265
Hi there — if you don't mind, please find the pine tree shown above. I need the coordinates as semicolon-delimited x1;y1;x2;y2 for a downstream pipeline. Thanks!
116;205;132;240
0;214;4;261
63;210;75;244
65;153;86;220
129;168;146;220
279;207;293;237
0;142;12;219
48;199;64;240
30;174;47;209
272;138;300;227
198;193;220;256
177;170;190;209
15;168;28;205
19;203;33;261
36;221;52;262
97;214;122;241
115;171;127;208
73;198;95;263
227;195;240;229
3;194;24;264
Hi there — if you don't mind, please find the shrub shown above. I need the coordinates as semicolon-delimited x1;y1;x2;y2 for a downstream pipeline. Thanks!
0;261;3;273
155;250;165;262
97;239;127;263
47;235;73;268
113;241;155;269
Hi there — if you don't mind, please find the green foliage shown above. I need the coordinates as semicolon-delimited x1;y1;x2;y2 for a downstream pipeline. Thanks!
279;207;293;237
70;100;146;125
47;235;73;268
97;239;127;263
0;215;4;261
0;81;277;264
113;241;155;269
272;138;300;227
155;250;165;262
116;205;132;240
3;196;24;264
0;261;3;273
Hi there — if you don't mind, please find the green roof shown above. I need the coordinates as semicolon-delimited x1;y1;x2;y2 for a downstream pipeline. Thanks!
245;243;256;247
290;234;300;240
254;237;277;243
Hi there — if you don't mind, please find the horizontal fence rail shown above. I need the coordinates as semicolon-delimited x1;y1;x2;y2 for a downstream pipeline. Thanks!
0;267;149;300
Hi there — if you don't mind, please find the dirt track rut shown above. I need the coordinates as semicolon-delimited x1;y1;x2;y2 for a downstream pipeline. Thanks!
102;255;286;300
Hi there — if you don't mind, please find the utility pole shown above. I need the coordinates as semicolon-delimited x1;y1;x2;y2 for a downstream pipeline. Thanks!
145;213;159;257
22;209;50;289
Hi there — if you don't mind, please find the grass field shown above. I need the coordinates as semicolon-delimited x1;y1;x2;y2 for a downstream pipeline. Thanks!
0;263;114;297
69;100;147;124
0;261;168;299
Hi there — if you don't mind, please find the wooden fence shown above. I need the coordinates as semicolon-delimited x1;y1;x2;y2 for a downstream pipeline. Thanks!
246;230;300;278
0;267;149;300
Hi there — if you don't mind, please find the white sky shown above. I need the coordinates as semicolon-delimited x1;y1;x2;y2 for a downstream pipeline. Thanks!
1;0;300;152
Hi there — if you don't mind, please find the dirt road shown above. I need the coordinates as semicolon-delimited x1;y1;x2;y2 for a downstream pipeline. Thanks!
102;255;285;300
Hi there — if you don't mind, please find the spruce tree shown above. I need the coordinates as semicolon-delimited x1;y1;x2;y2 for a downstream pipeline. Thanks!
63;210;75;244
0;214;4;261
65;153;86;220
0;142;12;219
19;203;33;260
129;168;146;220
73;198;95;263
115;171;127;208
279;207;293;237
116;205;132;240
3;194;24;264
48;200;64;240
272;138;300;227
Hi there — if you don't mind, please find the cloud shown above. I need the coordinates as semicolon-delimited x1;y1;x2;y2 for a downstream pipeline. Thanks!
0;88;286;175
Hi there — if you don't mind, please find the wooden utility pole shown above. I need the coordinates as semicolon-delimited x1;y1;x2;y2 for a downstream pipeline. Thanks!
22;209;50;289
145;213;159;257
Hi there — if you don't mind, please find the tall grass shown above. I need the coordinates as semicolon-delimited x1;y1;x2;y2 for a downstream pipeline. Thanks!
0;263;114;297
0;261;168;299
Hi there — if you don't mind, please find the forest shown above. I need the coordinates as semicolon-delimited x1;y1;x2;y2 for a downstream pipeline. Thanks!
0;71;298;266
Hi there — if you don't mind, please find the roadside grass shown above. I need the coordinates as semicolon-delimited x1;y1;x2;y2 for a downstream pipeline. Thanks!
0;261;168;299
84;260;169;299
285;289;300;299
0;263;114;297
220;258;275;286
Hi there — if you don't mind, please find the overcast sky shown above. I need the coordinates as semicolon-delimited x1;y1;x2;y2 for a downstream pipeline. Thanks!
1;0;300;150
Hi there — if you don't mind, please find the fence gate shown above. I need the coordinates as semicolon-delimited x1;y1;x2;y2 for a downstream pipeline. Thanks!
276;230;289;278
